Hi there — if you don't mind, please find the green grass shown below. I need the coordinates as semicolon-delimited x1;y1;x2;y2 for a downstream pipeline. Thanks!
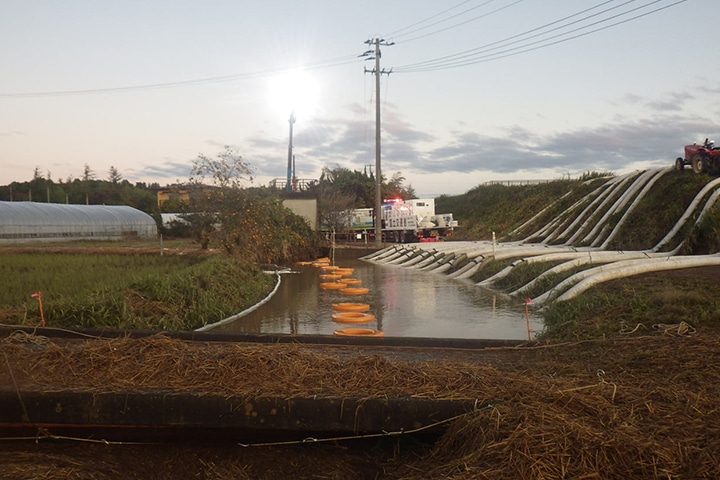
490;260;564;292
0;254;200;306
469;258;514;283
540;272;720;341
438;177;607;242
0;253;275;330
604;173;712;251
439;171;720;253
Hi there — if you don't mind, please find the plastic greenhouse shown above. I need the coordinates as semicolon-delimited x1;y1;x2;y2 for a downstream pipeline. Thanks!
0;201;158;242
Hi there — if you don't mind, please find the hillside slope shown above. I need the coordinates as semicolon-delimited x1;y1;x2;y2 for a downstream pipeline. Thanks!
437;170;720;254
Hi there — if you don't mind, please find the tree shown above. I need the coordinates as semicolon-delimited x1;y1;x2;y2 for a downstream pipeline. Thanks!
318;166;416;208
183;146;318;261
318;166;374;208
315;166;416;235
385;172;416;200
0;172;156;209
82;164;96;182
183;146;252;250
318;188;357;234
108;166;123;184
190;146;253;189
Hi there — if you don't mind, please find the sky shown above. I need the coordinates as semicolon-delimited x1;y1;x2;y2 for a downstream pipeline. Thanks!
1;0;719;198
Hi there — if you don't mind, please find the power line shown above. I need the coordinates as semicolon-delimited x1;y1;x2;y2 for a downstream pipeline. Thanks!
0;0;513;100
397;0;621;70
395;0;687;73
383;0;478;38
386;0;506;41
0;0;689;98
0;55;360;99
389;0;526;44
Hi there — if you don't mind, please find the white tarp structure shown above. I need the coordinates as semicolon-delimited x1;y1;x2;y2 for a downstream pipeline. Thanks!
0;201;157;242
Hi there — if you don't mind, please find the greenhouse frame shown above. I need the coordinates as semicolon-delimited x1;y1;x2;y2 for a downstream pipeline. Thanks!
0;201;158;242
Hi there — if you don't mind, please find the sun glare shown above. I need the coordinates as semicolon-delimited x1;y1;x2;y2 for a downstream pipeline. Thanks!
267;70;320;120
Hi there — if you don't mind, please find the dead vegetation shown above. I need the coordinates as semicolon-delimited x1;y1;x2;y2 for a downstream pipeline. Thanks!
2;330;720;479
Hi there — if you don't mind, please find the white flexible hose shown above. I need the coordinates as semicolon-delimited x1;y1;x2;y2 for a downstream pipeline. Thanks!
599;168;670;249
511;250;671;298
578;171;640;245
196;272;282;331
651;177;720;252
358;173;720;310
554;254;720;303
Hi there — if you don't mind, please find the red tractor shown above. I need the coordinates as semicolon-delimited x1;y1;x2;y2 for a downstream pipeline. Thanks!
675;138;720;174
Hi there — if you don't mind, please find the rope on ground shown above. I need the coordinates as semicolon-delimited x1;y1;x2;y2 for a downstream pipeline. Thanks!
0;324;111;340
1;329;50;346
620;321;697;336
619;322;647;335
0;428;163;445
236;401;500;448
557;369;618;402
652;321;696;336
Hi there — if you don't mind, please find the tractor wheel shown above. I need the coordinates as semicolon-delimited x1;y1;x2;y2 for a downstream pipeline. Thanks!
674;157;685;171
692;154;707;174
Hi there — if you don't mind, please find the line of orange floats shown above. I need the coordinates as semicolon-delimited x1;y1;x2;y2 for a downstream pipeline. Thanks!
299;256;384;337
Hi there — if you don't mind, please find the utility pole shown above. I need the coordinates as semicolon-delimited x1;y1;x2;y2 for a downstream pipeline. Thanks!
361;38;393;247
286;111;296;193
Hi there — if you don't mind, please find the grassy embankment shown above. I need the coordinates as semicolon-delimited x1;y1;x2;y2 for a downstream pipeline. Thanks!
437;171;720;340
4;171;720;338
0;249;275;330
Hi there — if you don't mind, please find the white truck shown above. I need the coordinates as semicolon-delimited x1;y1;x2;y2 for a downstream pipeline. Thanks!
349;198;458;243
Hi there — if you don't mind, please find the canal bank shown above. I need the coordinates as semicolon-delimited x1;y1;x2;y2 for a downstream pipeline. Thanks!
1;326;525;444
3;324;720;479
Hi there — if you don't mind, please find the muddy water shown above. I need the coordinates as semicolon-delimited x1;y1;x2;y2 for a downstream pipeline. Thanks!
213;249;543;340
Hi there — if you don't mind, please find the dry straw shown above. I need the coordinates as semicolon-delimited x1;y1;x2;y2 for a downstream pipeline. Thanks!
2;332;720;479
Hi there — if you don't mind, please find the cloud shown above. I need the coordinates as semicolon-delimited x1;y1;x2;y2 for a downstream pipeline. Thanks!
0;129;25;137
381;111;720;176
224;87;720;190
646;91;695;112
130;160;192;183
612;90;696;113
697;84;720;96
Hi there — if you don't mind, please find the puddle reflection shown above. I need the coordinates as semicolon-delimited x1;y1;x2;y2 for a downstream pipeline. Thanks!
213;250;543;340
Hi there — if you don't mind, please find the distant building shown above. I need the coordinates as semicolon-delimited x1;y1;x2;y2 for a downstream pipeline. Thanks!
0;201;158;243
155;187;191;207
282;198;318;231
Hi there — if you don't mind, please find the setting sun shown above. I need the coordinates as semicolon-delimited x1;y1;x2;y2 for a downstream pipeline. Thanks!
267;69;320;119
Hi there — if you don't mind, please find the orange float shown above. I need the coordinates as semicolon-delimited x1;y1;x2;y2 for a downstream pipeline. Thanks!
321;265;340;271
342;278;362;285
331;302;370;312
297;261;313;266
331;312;376;324
333;328;385;337
335;268;355;277
319;282;348;290
339;287;369;296
319;273;343;280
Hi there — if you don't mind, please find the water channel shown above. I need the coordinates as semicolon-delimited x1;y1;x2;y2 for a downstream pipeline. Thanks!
212;249;544;340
